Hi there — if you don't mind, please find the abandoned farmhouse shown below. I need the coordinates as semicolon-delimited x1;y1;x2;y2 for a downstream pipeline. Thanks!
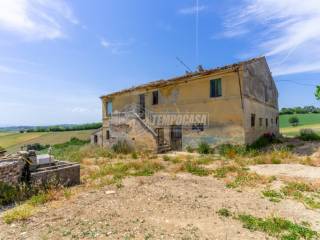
92;57;279;153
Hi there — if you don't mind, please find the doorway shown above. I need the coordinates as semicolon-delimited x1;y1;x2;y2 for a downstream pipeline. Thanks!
170;125;182;151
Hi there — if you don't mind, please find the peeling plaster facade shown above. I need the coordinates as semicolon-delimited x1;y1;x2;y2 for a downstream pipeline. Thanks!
95;57;279;152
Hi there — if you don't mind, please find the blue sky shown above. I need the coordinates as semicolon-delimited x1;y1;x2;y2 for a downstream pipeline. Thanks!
0;0;320;126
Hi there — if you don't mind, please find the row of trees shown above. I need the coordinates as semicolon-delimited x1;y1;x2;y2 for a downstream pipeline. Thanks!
280;106;320;115
25;122;102;133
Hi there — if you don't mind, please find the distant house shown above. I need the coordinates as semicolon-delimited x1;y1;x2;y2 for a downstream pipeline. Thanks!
92;57;279;153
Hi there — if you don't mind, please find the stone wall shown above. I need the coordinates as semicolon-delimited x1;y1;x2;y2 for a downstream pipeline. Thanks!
0;160;23;185
31;161;80;187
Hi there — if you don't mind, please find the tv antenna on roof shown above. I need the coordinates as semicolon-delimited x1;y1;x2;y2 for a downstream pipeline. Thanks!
176;57;193;73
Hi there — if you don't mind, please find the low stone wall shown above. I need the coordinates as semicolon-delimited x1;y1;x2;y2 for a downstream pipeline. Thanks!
0;160;23;185
31;161;80;187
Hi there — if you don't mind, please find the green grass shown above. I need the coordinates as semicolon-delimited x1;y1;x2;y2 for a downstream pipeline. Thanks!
2;204;35;224
183;161;210;176
280;113;320;137
238;214;318;240
262;189;284;203
280;113;320;128
0;130;94;153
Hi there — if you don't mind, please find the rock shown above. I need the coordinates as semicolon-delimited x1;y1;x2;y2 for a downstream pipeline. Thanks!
105;190;116;195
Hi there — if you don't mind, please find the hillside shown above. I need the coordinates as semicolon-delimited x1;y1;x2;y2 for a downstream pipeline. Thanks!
0;130;94;153
280;113;320;136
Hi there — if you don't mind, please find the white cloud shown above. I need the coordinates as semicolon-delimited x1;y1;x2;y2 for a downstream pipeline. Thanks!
222;0;320;76
178;5;207;15
0;0;78;41
71;107;89;114
100;37;134;55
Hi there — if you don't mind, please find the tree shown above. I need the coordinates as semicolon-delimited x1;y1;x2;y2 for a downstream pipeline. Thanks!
288;116;299;126
315;86;320;100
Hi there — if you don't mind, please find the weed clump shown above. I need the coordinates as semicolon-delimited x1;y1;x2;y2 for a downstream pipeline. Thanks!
112;140;134;154
197;142;211;154
262;189;283;202
217;208;232;217
183;161;210;176
238;214;318;240
299;129;320;141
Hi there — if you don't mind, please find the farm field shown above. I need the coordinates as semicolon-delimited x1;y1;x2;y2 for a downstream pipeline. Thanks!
0;130;94;153
280;113;320;136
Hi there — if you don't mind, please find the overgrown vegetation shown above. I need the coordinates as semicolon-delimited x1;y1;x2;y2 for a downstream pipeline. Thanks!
88;160;164;187
0;181;18;206
2;204;35;224
182;161;210;176
218;134;281;159
281;182;320;209
112;140;134;154
262;189;283;202
216;208;318;240
217;208;232;217
51;137;91;162
197;142;211;154
0;145;5;153
238;214;318;240
299;129;320;141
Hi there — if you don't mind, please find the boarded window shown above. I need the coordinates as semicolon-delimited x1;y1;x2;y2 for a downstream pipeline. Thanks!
251;114;256;128
106;130;110;140
266;118;269;128
192;123;204;131
259;118;263;127
106;101;112;116
271;118;274;125
152;91;158;105
210;79;222;98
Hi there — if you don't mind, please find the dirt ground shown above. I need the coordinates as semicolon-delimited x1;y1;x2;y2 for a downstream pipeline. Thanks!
250;164;320;181
1;171;320;240
1;139;320;239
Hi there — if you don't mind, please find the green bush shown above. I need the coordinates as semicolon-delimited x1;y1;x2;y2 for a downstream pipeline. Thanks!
197;142;210;154
288;116;299;126
299;129;320;141
186;145;193;153
249;133;281;150
112;140;134;154
0;182;18;206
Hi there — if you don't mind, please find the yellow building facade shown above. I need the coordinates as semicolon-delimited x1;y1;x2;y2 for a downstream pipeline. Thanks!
94;57;279;152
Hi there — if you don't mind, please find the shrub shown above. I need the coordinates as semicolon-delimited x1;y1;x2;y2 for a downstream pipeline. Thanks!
219;144;248;158
197;142;211;154
0;146;6;153
131;152;138;159
0;182;17;206
288;116;299;126
299;129;320;141
249;133;280;150
186;145;193;153
217;208;232;217
112;140;134;154
2;204;35;224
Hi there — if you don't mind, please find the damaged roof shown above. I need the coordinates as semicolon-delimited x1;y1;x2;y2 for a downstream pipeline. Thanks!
101;56;265;99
